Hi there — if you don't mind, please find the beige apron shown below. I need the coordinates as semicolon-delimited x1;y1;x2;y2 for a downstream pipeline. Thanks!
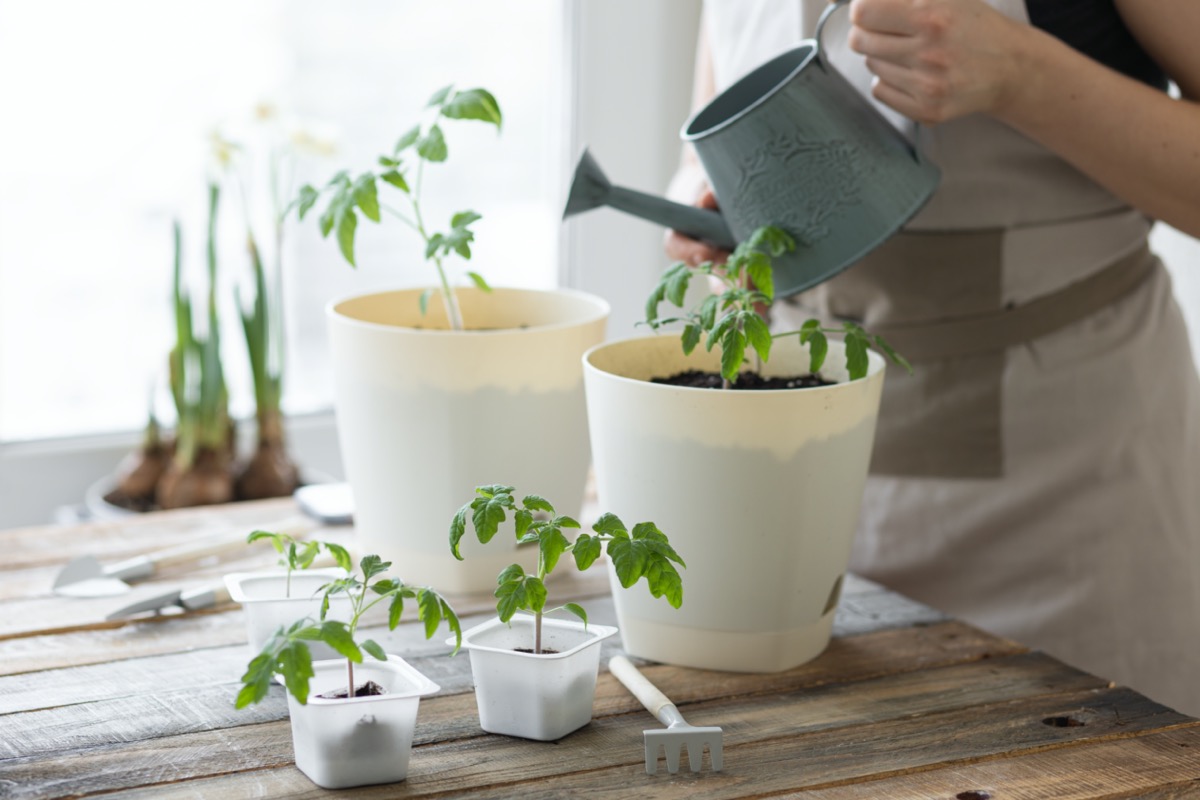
704;0;1200;714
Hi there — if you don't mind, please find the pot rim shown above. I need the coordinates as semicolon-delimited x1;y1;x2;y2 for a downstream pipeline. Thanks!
583;334;885;396
286;653;440;706
325;285;611;338
451;615;617;660
223;568;347;604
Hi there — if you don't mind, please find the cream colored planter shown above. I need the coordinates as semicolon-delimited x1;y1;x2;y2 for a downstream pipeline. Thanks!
583;335;885;672
328;287;608;594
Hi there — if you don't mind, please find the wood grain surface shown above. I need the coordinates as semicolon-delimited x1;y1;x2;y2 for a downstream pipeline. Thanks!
3;499;1198;800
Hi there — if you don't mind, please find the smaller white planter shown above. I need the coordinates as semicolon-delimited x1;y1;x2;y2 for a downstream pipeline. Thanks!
453;616;617;741
285;655;439;789
224;569;350;659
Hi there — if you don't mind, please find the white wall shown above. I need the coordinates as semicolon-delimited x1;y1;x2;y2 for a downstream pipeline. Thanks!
1154;224;1200;360
561;0;703;339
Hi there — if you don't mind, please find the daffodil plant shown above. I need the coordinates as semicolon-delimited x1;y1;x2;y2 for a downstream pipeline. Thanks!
450;485;685;654
235;554;461;707
292;85;503;331
645;225;912;388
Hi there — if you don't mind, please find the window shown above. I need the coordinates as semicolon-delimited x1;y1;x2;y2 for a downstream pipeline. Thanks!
0;0;564;442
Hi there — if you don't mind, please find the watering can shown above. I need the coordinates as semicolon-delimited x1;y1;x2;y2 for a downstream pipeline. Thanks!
563;1;940;299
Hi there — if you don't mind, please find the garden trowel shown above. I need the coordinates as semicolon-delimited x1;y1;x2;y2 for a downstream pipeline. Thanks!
53;514;316;598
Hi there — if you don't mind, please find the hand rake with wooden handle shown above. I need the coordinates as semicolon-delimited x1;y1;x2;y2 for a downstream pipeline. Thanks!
609;655;723;774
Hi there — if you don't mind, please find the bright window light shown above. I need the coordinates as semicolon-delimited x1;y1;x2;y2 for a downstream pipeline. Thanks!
0;0;563;442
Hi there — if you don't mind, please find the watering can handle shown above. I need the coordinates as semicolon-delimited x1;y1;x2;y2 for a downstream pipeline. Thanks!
814;0;850;70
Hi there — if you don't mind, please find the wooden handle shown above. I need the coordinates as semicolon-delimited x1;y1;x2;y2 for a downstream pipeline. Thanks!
150;515;317;569
610;655;675;722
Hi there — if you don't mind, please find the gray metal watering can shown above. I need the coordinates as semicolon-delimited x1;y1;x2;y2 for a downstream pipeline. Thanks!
563;1;940;298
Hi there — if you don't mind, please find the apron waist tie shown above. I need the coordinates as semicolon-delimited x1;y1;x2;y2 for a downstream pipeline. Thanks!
869;243;1156;363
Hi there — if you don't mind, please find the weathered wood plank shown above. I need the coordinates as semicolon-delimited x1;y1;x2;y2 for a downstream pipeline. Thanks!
784;725;1200;799
59;685;1191;800
0;632;1037;798
0;570;937;674
0;499;300;570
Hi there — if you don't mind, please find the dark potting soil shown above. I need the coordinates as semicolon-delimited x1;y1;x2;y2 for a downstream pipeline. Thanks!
514;648;560;655
652;370;833;390
318;681;387;699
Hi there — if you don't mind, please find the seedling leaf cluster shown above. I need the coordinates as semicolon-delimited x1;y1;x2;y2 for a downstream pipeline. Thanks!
645;225;912;386
236;549;461;708
292;85;502;331
450;485;685;653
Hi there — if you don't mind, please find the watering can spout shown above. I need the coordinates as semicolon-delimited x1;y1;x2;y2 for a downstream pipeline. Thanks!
563;148;737;250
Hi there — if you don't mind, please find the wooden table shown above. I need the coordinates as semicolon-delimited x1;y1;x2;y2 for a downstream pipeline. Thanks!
4;498;1200;799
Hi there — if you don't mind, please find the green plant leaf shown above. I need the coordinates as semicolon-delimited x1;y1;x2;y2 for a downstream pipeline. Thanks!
335;206;358;266
352;174;380;222
720;328;746;384
743;251;775;301
362;639;387;661
681;323;701;356
295;541;320;570
592;512;627;537
571;533;603;570
441;88;503;129
388;591;405;629
607;523;685;608
318;205;335;239
278;638;316;704
324;542;353;573
380;169;410;193
293;185;320;220
698;293;719;331
470;489;515;543
522;494;554;514
377;155;399;168
514;507;533;540
538;526;570;576
419;287;434;316
359;554;390;581
807;330;828;374
319;621;362;661
427;84;455;107
799;318;821;343
449;505;469;560
248;530;286;553
665;265;692;307
441;598;463;654
417;588;443;639
417;125;448;162
872;334;913;374
494;568;529;622
743;313;773;364
466;271;491;291
563;602;588;625
845;333;869;381
393;125;421;155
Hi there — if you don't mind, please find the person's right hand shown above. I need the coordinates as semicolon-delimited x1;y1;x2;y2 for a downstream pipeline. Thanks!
663;188;731;266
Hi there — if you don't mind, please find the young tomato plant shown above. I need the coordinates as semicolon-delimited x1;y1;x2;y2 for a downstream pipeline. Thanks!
291;85;502;332
449;485;685;654
246;529;353;597
644;225;912;386
235;554;461;707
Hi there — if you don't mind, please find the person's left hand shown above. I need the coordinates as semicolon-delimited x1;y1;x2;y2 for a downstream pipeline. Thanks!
846;0;1027;124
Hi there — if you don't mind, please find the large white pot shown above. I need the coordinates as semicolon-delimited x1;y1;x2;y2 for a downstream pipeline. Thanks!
328;287;609;594
583;334;885;672
285;654;439;789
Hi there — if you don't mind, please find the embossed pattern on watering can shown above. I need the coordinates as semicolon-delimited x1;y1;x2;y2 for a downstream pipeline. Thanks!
731;132;869;247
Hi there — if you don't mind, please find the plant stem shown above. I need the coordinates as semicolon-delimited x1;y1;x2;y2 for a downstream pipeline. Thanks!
407;153;463;331
346;658;354;699
535;610;543;655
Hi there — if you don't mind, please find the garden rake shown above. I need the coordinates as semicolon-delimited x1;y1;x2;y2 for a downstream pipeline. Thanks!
609;655;723;774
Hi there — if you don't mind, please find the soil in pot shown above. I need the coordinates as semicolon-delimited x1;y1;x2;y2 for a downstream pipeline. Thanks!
653;370;834;390
318;681;386;699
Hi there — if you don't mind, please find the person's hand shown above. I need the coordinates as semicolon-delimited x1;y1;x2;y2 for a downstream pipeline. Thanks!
663;188;731;267
846;0;1026;124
